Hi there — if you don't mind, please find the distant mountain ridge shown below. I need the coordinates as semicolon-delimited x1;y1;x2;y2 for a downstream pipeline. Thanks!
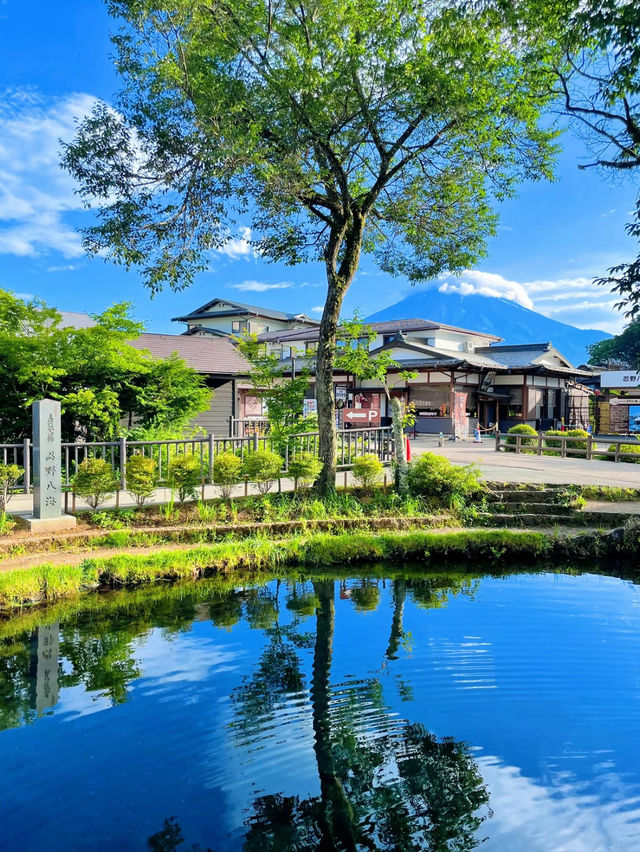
366;290;611;366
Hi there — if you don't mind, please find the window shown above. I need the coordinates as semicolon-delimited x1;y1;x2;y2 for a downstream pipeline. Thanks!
306;341;318;355
231;320;247;333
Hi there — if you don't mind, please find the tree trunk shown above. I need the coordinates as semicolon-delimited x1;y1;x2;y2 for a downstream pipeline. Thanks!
315;277;346;496
391;397;408;494
316;218;364;496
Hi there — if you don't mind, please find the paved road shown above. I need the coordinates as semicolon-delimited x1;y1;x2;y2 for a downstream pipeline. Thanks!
409;435;640;488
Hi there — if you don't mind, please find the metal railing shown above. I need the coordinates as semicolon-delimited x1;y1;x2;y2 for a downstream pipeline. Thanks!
1;426;394;493
229;417;270;437
495;431;640;462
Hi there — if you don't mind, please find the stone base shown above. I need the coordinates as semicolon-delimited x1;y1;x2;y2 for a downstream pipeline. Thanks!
23;514;77;533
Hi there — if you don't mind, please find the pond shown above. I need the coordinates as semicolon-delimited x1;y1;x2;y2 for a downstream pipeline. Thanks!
1;567;639;851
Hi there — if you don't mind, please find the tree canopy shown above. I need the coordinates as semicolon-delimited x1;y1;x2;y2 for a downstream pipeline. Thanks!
588;319;640;369
0;290;211;442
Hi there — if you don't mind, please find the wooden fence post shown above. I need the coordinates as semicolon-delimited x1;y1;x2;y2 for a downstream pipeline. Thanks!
537;433;543;456
586;435;593;461
495;431;501;452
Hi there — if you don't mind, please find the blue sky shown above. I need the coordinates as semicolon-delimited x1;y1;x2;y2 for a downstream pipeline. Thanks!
0;0;638;335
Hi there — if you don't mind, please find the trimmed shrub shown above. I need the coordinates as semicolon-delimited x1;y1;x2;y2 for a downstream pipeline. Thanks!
213;451;243;499
352;454;383;490
125;454;157;507
608;443;640;463
0;463;23;513
505;424;538;450
168;454;202;502
407;452;482;507
289;452;322;489
72;458;117;509
544;429;589;455
243;449;283;494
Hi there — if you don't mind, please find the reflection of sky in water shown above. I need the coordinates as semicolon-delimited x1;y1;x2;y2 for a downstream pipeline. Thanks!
0;571;638;850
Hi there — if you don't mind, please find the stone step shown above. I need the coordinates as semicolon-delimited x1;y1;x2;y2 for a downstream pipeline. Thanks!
487;501;577;516
487;489;570;504
475;512;626;528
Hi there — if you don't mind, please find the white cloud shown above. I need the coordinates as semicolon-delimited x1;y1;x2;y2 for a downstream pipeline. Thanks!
217;226;254;259
231;280;293;292
311;305;324;314
0;89;99;258
438;270;534;309
46;263;80;273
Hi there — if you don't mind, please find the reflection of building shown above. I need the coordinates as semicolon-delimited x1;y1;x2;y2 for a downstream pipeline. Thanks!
29;623;60;715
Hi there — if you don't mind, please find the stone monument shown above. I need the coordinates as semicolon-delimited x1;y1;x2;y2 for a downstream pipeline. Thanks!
25;399;76;531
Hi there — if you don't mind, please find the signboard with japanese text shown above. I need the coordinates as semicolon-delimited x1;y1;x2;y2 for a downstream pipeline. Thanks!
601;372;640;389
33;399;61;520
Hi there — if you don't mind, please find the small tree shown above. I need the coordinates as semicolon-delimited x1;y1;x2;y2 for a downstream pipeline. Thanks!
168;454;202;503
235;334;315;452
125;454;157;507
72;458;118;509
289;453;322;491
352;454;384;491
0;463;23;513
243;450;283;495
213;451;243;499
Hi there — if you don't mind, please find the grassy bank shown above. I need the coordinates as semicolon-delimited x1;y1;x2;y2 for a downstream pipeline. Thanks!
0;525;637;611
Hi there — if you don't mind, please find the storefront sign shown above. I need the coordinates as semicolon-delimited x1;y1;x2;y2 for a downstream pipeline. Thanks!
601;371;640;388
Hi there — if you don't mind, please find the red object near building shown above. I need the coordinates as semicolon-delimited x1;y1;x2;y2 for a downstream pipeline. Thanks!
406;436;411;462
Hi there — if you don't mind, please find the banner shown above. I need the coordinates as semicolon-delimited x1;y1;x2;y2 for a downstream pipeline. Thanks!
452;392;468;439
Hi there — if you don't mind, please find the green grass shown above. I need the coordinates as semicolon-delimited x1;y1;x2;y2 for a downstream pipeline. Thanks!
581;485;640;502
1;524;636;612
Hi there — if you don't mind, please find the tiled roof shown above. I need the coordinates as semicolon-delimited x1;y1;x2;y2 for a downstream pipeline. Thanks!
129;333;250;375
258;317;501;342
173;298;319;325
475;343;569;369
58;310;97;329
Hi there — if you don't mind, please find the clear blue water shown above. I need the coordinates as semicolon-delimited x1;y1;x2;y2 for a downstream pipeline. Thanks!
1;569;640;851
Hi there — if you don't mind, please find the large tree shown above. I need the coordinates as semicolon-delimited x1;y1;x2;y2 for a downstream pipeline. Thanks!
63;0;559;493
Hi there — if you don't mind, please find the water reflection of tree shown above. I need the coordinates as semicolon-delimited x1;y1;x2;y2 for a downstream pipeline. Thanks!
238;578;490;851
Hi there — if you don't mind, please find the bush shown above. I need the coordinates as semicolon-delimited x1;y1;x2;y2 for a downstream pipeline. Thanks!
289;452;322;489
544;429;589;455
0;463;23;513
126;454;157;506
168;454;202;502
505;424;538;450
352;454;383;490
213;451;243;499
72;458;118;509
243;449;283;494
608;443;640;463
407;453;482;507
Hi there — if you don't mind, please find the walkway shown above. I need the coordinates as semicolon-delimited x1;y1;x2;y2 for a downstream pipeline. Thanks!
410;435;640;488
